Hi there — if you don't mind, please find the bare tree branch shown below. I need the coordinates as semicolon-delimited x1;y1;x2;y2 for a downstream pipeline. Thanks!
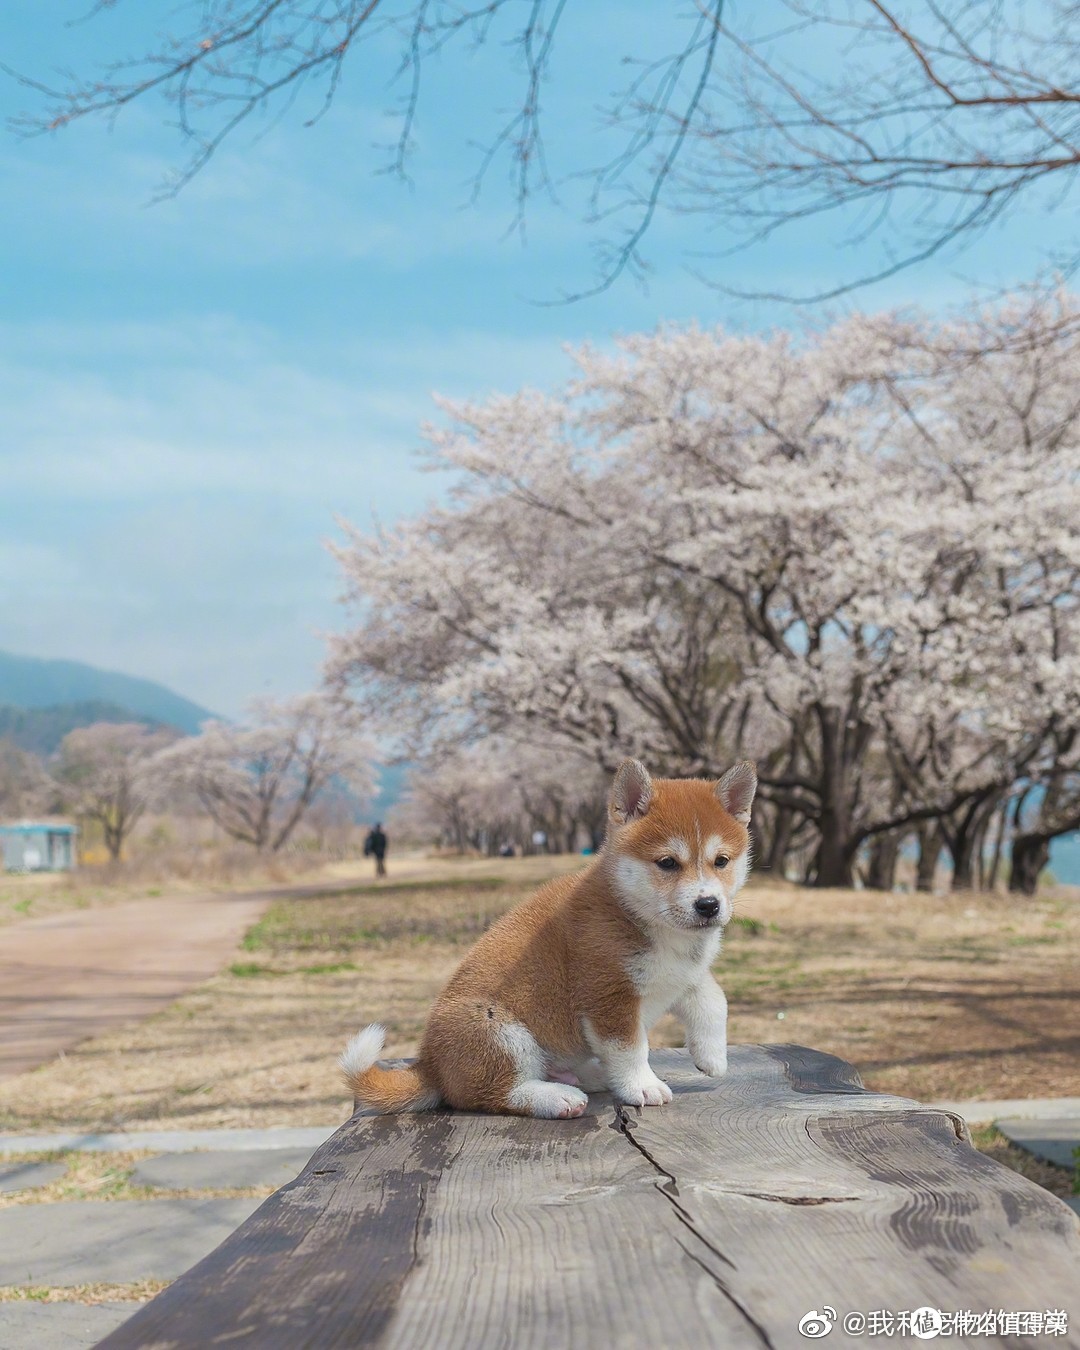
7;2;1080;295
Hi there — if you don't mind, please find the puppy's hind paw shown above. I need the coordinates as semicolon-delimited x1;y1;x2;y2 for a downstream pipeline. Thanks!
510;1080;589;1119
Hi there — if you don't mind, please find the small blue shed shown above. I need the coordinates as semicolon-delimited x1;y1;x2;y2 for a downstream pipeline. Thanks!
0;822;79;872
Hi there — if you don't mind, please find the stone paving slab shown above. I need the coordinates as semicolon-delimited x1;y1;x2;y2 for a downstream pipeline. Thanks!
0;1198;262;1286
0;1301;141;1350
927;1095;1080;1122
0;1161;66;1194
131;1147;314;1191
0;1126;336;1156
997;1117;1080;1170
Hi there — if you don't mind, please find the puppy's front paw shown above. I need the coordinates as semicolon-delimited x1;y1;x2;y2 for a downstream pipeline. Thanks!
692;1045;728;1077
691;1036;723;1080
616;1074;673;1107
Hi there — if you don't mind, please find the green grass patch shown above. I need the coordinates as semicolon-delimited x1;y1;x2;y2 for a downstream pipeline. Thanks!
320;874;510;900
78;1162;135;1200
231;958;359;978
228;962;283;978
240;880;540;954
720;958;809;1002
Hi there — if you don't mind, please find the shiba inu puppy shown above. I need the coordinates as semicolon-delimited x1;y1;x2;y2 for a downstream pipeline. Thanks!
340;758;756;1119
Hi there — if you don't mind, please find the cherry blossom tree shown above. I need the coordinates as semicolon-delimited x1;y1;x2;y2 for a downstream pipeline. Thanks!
156;692;376;852
888;290;1080;886
395;740;608;855
58;722;178;862
331;292;1080;890
0;741;56;820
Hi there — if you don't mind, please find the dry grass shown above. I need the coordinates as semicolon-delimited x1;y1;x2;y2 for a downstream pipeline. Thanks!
0;1280;167;1305
0;848;565;930
0;850;341;930
653;880;1080;1105
1;861;1077;1135
0;1150;274;1209
968;1126;1077;1199
0;873;99;929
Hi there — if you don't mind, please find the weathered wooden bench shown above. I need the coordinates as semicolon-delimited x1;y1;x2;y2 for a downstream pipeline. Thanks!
98;1045;1079;1349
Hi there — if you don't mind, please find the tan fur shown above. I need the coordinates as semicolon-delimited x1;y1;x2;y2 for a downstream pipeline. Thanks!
345;1061;436;1113
341;761;755;1118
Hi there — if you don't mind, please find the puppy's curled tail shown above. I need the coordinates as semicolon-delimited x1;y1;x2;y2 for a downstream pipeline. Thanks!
339;1024;441;1113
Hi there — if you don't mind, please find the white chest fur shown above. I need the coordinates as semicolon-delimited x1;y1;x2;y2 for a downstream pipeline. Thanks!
626;927;722;1030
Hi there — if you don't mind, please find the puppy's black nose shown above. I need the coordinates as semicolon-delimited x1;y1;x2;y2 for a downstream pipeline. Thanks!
694;896;721;919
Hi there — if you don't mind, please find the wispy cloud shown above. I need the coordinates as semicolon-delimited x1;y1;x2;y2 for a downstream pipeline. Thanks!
0;316;568;499
0;313;576;713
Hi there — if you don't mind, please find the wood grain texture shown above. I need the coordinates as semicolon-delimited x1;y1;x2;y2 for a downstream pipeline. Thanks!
96;1045;1080;1350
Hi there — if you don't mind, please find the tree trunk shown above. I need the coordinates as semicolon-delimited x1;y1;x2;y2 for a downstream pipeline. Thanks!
810;705;861;888
945;792;999;892
764;805;796;876
972;806;999;890
1009;833;1051;896
915;824;942;893
865;832;901;891
986;800;1008;892
950;831;979;891
812;812;855;887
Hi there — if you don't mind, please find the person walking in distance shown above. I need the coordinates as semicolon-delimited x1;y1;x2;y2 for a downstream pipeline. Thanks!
364;823;388;878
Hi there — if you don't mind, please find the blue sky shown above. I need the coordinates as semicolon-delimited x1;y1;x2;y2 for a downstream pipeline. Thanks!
0;2;1073;717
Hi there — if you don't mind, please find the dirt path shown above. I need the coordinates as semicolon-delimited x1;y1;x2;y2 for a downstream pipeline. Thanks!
0;891;275;1081
0;855;580;1084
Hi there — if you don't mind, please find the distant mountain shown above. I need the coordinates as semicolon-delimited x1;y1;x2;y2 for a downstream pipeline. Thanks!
0;700;176;756
0;650;215;736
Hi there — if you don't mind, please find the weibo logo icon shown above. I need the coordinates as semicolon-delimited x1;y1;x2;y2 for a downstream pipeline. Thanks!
798;1307;838;1338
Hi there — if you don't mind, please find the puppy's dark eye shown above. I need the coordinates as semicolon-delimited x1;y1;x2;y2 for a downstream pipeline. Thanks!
655;856;679;871
715;855;730;869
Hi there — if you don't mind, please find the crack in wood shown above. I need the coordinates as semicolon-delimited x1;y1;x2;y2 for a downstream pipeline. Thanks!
410;1178;429;1270
612;1104;775;1349
742;1192;859;1205
673;1237;777;1350
611;1106;680;1195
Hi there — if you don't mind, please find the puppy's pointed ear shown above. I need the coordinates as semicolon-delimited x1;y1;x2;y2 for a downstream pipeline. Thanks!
609;759;654;824
717;761;757;824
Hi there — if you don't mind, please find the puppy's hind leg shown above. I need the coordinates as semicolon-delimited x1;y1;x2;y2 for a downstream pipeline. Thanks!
429;1003;588;1119
498;1022;589;1120
568;1056;608;1092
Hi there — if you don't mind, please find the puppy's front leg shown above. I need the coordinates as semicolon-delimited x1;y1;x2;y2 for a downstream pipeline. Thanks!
582;1018;672;1107
675;977;728;1077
